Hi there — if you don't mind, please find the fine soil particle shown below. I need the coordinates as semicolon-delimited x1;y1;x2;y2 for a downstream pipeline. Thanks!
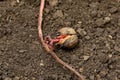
0;0;120;80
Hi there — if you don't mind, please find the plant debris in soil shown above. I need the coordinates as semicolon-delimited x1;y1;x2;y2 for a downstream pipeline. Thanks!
0;0;120;80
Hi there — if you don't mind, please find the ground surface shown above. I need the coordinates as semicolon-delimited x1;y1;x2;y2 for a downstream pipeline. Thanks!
0;0;120;80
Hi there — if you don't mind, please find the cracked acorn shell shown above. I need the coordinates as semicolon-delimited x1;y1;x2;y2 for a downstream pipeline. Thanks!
58;27;78;49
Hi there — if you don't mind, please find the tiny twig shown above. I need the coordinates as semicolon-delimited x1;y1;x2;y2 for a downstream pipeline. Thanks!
38;0;85;80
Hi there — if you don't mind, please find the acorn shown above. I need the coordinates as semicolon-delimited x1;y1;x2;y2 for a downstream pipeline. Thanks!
57;27;78;49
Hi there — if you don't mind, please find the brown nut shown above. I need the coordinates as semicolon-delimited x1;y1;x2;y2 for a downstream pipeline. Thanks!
58;27;78;49
58;27;77;35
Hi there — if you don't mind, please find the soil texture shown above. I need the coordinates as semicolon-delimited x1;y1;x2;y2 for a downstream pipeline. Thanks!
0;0;120;80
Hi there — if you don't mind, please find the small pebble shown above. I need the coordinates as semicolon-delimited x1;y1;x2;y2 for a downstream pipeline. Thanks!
108;54;112;58
32;77;36;80
18;50;26;53
100;71;107;77
75;24;81;28
96;75;101;80
110;7;118;13
91;10;97;17
95;17;111;27
4;77;12;80
95;28;104;36
29;35;33;37
71;55;78;60
79;68;84;73
44;8;50;13
114;46;120;52
77;28;87;36
13;76;20;80
95;18;105;26
117;0;120;2
83;55;90;60
78;21;82;24
89;2;99;9
75;24;82;28
33;41;40;45
104;17;111;23
0;14;2;17
118;19;120;26
40;60;44;66
85;35;90;40
16;0;20;3
89;75;94;80
11;0;17;6
48;0;58;7
106;42;110;49
64;21;71;26
68;0;73;3
108;35;113;39
53;10;63;18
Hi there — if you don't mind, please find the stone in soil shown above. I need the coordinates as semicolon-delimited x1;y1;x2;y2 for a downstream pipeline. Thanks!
95;17;111;27
44;8;50;13
48;0;58;7
75;23;82;28
79;68;84;73
114;46;120;52
64;21;71;26
89;75;94;80
83;55;90;60
95;28;104;36
90;10;97;17
77;28;87;36
95;18;105;26
108;54;112;58
0;14;1;17
99;71;107;77
68;0;73;3
85;35;90;40
53;10;63;18
4;77;12;80
13;77;20;80
118;19;120;26
18;49;27;53
89;2;99;9
40;60;44;66
110;7;118;13
104;17;111;23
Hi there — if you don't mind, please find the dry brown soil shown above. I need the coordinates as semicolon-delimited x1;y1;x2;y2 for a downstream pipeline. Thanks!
0;0;120;80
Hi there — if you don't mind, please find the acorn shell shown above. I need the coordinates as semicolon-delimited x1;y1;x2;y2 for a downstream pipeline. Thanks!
58;27;77;35
58;27;78;49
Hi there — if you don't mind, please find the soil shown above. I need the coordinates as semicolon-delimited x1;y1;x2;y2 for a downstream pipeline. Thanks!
0;0;120;80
